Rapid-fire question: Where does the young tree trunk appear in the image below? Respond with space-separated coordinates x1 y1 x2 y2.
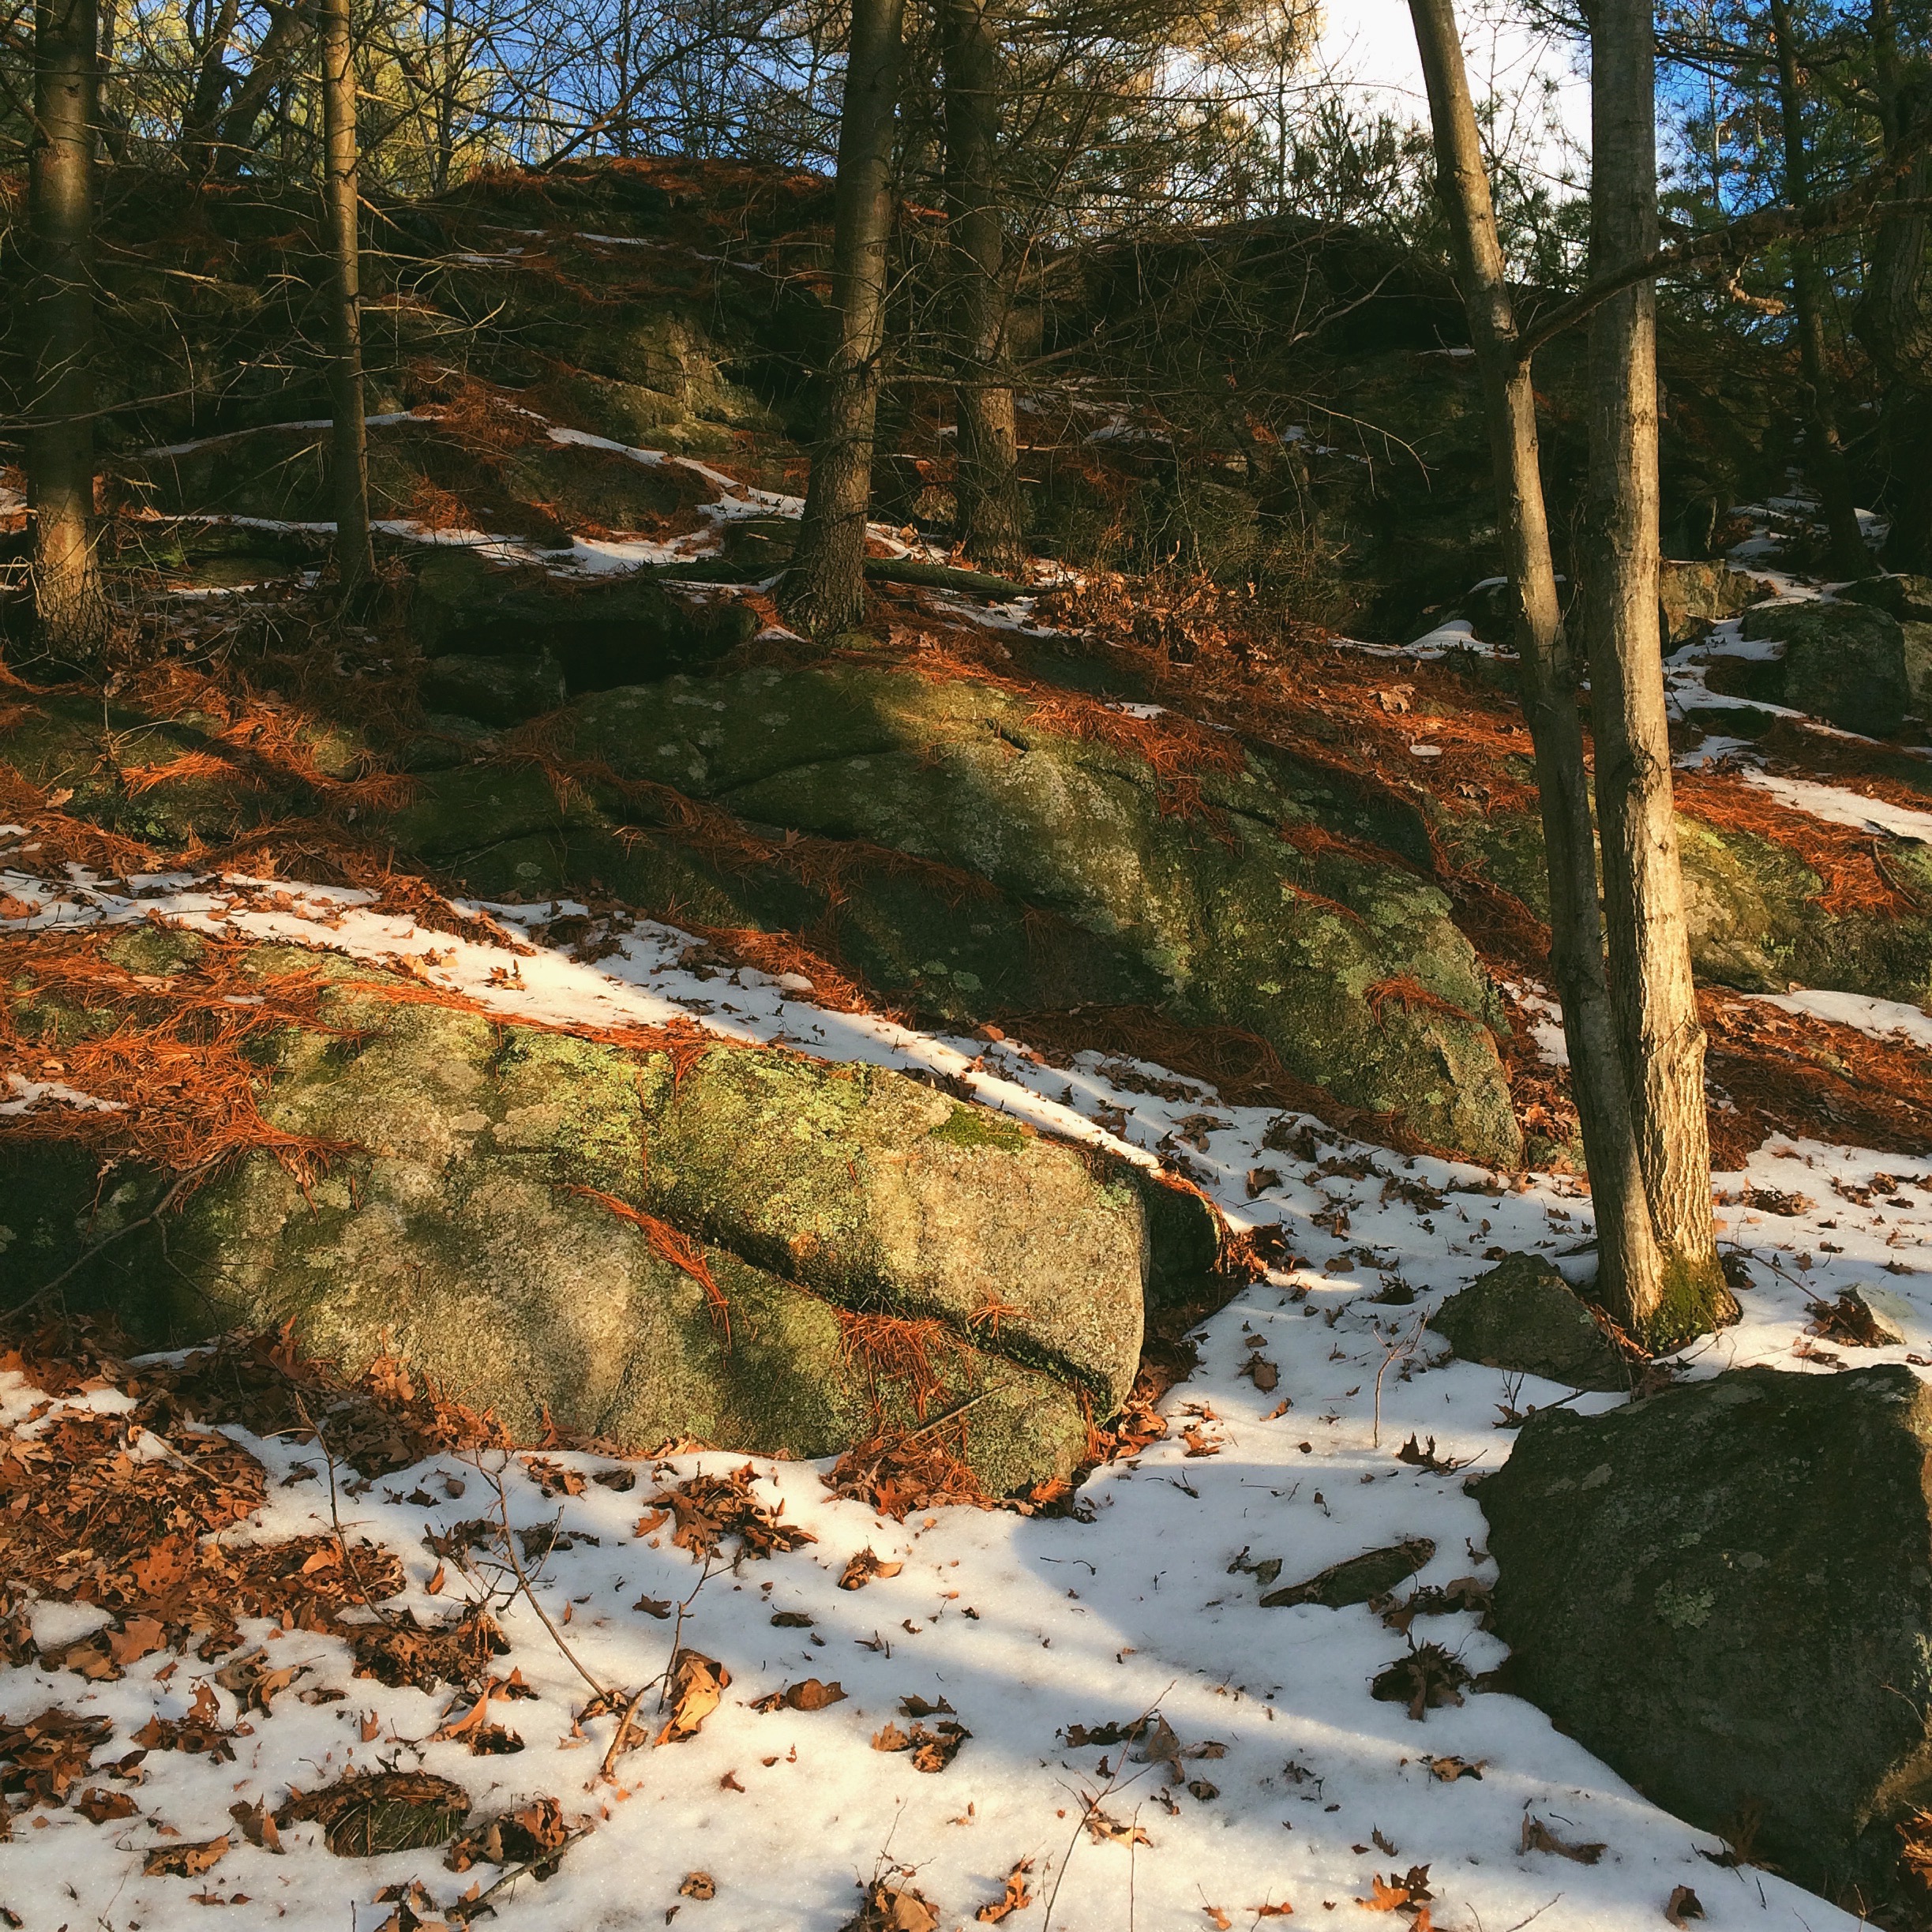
320 0 373 597
28 0 108 661
1768 0 1872 579
775 0 906 636
1407 0 1665 1327
940 0 1025 576
1585 0 1734 1347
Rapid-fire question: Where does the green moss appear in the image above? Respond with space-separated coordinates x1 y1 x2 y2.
929 1105 1028 1154
1636 1251 1740 1355
100 927 207 976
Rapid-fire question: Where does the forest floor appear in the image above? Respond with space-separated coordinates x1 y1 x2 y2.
4 452 1932 1930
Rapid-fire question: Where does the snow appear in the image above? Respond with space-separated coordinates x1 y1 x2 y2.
1755 987 1932 1052
1736 765 1932 843
5 851 1926 1930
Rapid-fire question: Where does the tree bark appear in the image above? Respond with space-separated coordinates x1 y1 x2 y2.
1585 0 1734 1347
940 0 1025 576
1768 0 1873 578
1407 0 1664 1328
775 0 906 637
320 0 373 597
1854 0 1932 570
27 0 108 661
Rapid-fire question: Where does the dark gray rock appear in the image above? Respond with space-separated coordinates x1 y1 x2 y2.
1841 575 1932 716
1259 1538 1435 1609
1479 1364 1932 1894
1431 1252 1630 1391
420 651 568 726
1740 598 1911 735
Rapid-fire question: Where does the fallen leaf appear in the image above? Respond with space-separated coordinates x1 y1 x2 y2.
77 1787 140 1825
974 1859 1034 1923
1521 1816 1606 1864
1666 1886 1705 1927
633 1595 673 1619
443 1795 568 1876
680 1872 716 1900
144 1835 230 1878
109 1616 169 1668
656 1652 730 1745
1084 1805 1152 1847
718 1769 745 1791
1203 1911 1232 1930
752 1678 846 1713
872 1724 910 1753
840 1549 904 1590
1250 1907 1294 1920
1423 1755 1484 1782
840 1880 940 1932
227 1799 282 1853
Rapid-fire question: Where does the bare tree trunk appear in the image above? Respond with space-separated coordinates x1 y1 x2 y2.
1769 0 1872 579
178 0 242 176
1408 0 1664 1328
1855 0 1932 569
1585 0 1734 1347
776 0 906 636
320 0 373 597
940 0 1025 576
28 0 108 662
211 0 316 178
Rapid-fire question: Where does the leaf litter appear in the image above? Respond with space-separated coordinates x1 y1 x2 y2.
4 792 1923 1929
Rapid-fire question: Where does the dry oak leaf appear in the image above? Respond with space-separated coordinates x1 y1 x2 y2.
1666 1887 1705 1928
444 1795 570 1877
1204 1911 1232 1930
974 1859 1034 1923
1084 1805 1152 1848
840 1549 904 1590
1250 1907 1294 1920
752 1678 847 1713
1521 1816 1605 1864
1358 1867 1432 1912
76 1786 140 1825
228 1799 283 1852
840 1880 940 1932
144 1834 230 1878
680 1872 717 1900
656 1651 731 1745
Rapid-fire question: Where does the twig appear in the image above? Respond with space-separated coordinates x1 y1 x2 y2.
477 1453 612 1701
1040 1683 1174 1932
293 1392 400 1629
599 1550 715 1779
1371 1312 1430 1450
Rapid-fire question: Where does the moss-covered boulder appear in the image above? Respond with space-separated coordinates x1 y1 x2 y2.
1740 599 1911 736
17 943 1150 1493
1842 572 1932 717
1657 559 1774 645
1480 1364 1932 1896
1431 1251 1630 1392
410 547 757 696
391 662 1522 1165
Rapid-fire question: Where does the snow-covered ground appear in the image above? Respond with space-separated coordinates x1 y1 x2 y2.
4 846 1926 1932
